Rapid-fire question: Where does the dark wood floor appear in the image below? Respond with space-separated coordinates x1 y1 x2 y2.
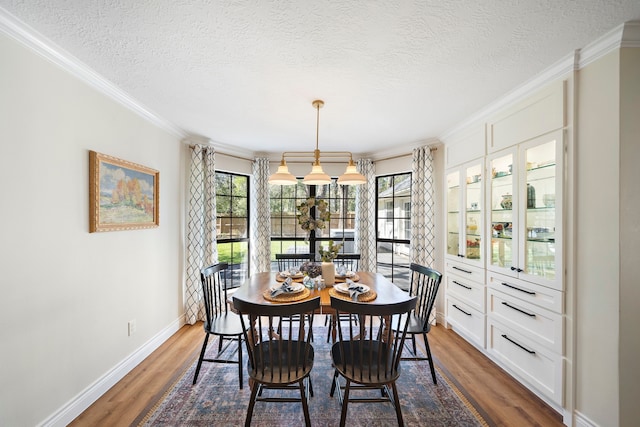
70 319 564 426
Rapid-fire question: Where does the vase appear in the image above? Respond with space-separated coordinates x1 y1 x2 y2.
321 261 335 286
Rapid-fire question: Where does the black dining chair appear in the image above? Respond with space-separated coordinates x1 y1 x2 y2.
193 262 247 388
276 253 314 272
391 262 443 384
325 253 361 342
233 297 320 427
329 295 417 427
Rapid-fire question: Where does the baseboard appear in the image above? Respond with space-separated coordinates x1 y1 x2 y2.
39 315 186 427
574 411 599 427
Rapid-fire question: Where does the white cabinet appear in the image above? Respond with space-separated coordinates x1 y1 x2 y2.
445 160 487 349
446 159 484 266
486 267 564 407
486 130 563 290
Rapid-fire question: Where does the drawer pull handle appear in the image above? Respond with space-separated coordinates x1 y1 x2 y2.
501 301 536 317
452 304 472 316
501 334 536 354
452 266 472 274
501 282 536 295
453 280 472 290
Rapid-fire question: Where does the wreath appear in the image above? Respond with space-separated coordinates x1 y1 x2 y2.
297 197 331 232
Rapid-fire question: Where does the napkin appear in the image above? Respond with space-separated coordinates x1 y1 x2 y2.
346 279 366 301
271 277 295 297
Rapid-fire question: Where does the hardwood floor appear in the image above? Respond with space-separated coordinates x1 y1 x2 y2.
70 320 564 426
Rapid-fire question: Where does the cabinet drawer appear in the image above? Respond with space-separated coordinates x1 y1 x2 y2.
488 289 563 353
445 260 485 284
488 272 562 314
446 274 485 313
446 296 485 349
487 319 562 405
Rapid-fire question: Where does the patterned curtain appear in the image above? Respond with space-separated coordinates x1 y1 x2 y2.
354 159 377 271
410 146 436 324
250 158 272 274
410 146 435 267
185 145 218 325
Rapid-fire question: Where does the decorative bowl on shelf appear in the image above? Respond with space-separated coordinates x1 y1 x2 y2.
543 194 555 207
500 194 512 209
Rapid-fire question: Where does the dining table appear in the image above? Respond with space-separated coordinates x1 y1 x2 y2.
231 271 413 343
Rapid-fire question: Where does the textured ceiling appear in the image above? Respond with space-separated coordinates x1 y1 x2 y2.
2 1 640 156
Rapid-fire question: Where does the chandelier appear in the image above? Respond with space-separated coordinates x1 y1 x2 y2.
268 100 367 186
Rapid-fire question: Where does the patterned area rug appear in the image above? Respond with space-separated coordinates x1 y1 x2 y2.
137 328 491 426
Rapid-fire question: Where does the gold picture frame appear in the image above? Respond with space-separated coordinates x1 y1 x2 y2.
89 151 159 232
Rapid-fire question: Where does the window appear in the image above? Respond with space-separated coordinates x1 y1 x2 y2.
270 179 356 269
216 172 249 288
376 173 411 290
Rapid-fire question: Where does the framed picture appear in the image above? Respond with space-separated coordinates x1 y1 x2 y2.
89 151 159 232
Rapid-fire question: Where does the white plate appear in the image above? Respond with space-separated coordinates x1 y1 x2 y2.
335 271 355 278
270 283 305 294
279 271 303 279
334 283 370 294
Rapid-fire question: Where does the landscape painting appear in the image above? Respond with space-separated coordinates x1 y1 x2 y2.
89 151 159 232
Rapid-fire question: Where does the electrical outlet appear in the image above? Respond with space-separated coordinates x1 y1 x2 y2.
128 319 136 336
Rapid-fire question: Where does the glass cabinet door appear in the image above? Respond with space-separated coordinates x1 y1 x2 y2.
465 164 482 261
522 140 557 281
489 152 515 271
446 171 460 257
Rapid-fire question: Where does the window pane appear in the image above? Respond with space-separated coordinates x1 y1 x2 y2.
217 195 231 215
216 173 231 196
232 175 248 196
232 196 247 216
231 218 247 238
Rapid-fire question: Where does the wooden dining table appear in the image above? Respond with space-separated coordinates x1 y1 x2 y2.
231 271 413 342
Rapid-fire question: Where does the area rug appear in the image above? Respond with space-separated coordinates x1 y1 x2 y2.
137 328 491 426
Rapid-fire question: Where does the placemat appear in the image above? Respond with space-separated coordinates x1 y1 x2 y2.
329 287 377 302
275 274 305 283
262 287 311 303
334 273 360 283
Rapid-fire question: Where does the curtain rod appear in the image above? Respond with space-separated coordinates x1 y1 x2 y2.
189 145 437 163
374 146 437 163
188 145 253 162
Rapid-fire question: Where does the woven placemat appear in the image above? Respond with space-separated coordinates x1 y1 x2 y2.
275 274 305 283
334 274 360 283
329 287 377 302
263 287 311 303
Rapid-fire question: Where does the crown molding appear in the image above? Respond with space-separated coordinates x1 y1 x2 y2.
0 6 187 139
578 23 626 68
621 20 640 48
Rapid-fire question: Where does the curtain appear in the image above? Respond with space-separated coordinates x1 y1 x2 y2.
250 157 272 274
410 146 436 267
185 145 218 325
410 146 437 324
355 159 377 271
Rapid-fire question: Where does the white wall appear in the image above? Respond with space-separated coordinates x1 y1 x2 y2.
0 34 185 426
575 50 620 426
618 46 640 427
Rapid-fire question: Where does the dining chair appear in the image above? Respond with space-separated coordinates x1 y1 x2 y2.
275 253 314 271
329 295 417 427
390 262 443 384
233 297 320 427
193 262 247 389
325 253 361 342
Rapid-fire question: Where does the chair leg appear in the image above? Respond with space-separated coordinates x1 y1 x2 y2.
245 381 259 427
299 379 311 427
339 379 351 427
424 333 437 384
411 334 417 355
390 381 404 427
218 335 224 352
237 336 243 389
326 316 333 343
330 369 339 396
193 333 210 384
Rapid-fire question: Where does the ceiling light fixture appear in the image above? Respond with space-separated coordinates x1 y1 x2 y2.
268 100 367 186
